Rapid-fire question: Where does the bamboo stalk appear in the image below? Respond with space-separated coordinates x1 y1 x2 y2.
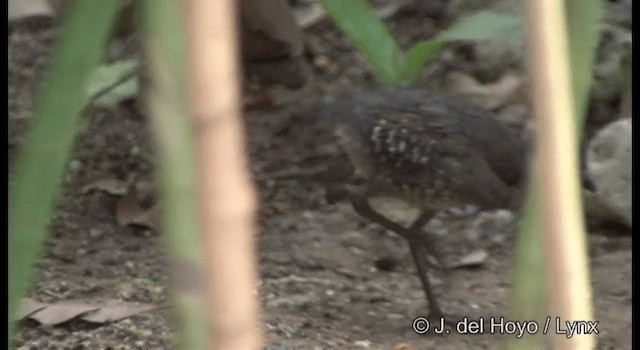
184 0 262 349
525 0 595 348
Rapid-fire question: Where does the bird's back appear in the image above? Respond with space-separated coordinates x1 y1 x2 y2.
320 88 527 211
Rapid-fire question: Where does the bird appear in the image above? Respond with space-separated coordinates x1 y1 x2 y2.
318 87 528 320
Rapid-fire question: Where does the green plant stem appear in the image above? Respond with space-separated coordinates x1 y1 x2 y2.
143 1 209 349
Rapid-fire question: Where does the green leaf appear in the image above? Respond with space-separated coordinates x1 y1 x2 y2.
565 0 604 136
437 10 523 42
9 2 121 347
506 175 546 350
399 40 444 84
320 0 402 85
399 10 522 84
87 59 140 107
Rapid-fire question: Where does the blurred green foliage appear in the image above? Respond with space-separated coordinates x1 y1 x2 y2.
8 2 121 348
320 0 522 85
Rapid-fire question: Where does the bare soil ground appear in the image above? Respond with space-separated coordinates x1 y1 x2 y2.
9 3 631 349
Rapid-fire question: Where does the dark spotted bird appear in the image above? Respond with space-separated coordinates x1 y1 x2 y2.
319 88 528 319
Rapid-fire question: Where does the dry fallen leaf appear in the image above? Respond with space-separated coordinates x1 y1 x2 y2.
293 0 414 29
115 185 158 229
81 178 129 196
81 299 160 323
29 301 98 325
9 0 54 21
18 298 47 319
450 249 489 269
353 339 371 348
393 342 415 350
22 298 160 325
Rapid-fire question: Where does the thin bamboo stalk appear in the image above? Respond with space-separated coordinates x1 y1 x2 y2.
184 0 262 349
525 0 595 348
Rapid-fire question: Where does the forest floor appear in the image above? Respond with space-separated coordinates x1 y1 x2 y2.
9 1 631 349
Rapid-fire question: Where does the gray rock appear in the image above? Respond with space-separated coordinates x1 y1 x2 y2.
586 118 632 227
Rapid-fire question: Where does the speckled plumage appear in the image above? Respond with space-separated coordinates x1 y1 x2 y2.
326 88 526 212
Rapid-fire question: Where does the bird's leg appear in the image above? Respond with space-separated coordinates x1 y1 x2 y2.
348 195 446 318
349 197 441 265
407 210 446 319
408 210 446 269
349 195 414 240
408 237 444 319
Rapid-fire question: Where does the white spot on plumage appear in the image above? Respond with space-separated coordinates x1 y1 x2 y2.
386 127 398 145
412 148 420 162
397 140 407 153
372 126 383 152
